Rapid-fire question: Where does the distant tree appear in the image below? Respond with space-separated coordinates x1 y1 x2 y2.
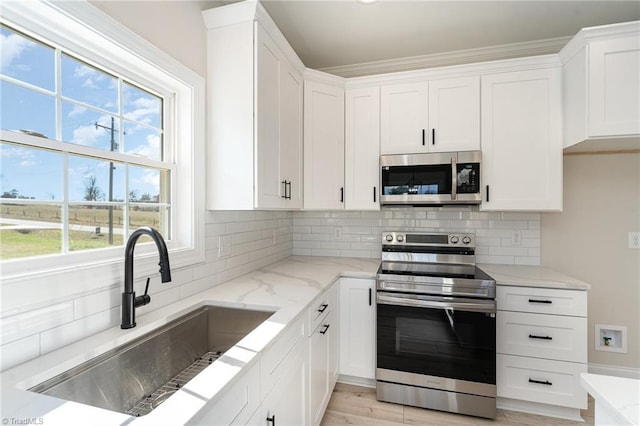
129 190 139 202
83 175 104 201
1 189 18 198
140 192 152 202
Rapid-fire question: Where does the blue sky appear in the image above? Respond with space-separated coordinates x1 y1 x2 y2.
0 25 164 202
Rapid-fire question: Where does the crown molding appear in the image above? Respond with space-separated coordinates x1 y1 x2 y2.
318 36 572 78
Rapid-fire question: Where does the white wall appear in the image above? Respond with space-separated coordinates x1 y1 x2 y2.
542 153 640 371
293 208 541 265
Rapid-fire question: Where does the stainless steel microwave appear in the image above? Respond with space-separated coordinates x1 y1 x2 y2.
380 151 481 206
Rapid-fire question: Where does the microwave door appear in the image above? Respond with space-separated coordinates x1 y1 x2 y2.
381 163 453 204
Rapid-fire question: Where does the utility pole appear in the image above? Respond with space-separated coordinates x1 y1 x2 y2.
94 117 118 245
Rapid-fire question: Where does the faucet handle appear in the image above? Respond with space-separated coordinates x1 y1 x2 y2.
143 277 150 297
134 278 151 308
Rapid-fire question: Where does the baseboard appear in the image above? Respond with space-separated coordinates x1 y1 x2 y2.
588 363 640 379
337 374 376 389
497 397 585 422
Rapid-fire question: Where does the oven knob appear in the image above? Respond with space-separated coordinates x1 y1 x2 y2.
385 234 394 242
450 235 459 244
462 236 472 245
396 234 404 242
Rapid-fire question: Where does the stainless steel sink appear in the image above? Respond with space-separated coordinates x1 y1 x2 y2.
29 305 274 417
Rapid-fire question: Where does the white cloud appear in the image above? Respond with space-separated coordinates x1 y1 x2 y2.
71 124 102 147
124 96 160 124
67 104 87 118
0 32 35 72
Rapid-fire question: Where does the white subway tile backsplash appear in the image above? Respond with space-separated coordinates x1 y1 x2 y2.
0 335 40 371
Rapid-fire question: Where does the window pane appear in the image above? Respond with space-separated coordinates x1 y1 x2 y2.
62 101 120 151
0 143 62 201
0 25 55 91
61 54 117 113
123 122 162 160
123 82 161 129
69 205 124 250
0 81 55 137
0 204 62 259
129 205 170 239
128 166 167 203
68 156 125 202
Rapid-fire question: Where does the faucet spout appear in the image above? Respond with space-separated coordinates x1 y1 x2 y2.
121 226 172 329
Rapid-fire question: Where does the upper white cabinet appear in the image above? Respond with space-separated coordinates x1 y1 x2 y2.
304 74 345 210
561 21 640 151
481 66 563 211
345 87 381 211
203 3 303 210
380 76 480 155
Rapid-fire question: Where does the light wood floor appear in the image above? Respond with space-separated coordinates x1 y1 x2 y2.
320 383 595 426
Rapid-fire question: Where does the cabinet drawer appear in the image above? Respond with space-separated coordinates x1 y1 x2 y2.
261 315 306 400
497 286 587 317
308 283 337 336
497 311 587 363
497 354 587 409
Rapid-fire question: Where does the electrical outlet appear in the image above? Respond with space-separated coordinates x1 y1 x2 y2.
629 232 640 249
511 230 522 246
218 235 232 258
334 227 343 240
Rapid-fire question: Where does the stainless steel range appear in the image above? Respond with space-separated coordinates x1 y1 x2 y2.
376 231 497 419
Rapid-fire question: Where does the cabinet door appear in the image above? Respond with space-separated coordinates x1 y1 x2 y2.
380 82 428 154
339 278 375 380
345 87 380 211
304 80 345 210
588 36 640 137
280 62 303 208
428 76 480 152
255 23 284 209
308 311 335 426
481 68 562 211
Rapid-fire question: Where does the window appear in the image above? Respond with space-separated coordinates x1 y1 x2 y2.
0 1 204 282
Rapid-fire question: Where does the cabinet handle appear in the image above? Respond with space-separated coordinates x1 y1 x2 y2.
281 181 287 199
320 324 330 335
318 303 328 313
373 186 376 203
286 181 292 200
528 378 552 386
340 187 344 203
422 129 425 146
528 299 552 304
529 334 553 340
432 128 435 145
369 288 372 306
266 414 276 425
486 185 490 202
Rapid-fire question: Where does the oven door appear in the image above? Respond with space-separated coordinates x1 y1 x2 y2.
376 292 496 392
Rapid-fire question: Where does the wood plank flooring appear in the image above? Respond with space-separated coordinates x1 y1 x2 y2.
321 383 595 426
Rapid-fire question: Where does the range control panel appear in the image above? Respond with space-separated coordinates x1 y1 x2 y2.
382 232 475 248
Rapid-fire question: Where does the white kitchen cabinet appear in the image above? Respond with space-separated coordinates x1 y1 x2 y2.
480 67 563 211
497 285 588 420
345 87 380 210
561 22 640 151
248 337 308 426
304 76 345 210
428 76 480 152
203 4 303 210
338 278 375 381
380 77 480 155
308 284 338 426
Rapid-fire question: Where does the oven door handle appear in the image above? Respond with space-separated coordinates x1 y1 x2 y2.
376 293 496 314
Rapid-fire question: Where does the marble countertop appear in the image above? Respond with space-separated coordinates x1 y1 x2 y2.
0 256 379 425
478 263 591 290
580 373 640 425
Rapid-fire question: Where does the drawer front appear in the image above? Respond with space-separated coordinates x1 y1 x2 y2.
261 314 306 399
497 312 587 363
497 354 587 409
497 286 587 317
308 283 338 336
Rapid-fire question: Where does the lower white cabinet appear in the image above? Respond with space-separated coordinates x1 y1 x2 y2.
339 278 376 380
496 285 588 418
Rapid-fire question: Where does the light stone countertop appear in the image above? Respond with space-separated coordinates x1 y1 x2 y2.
0 256 591 425
478 263 592 290
0 256 379 425
580 373 640 425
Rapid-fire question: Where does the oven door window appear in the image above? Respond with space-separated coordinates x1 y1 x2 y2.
381 164 452 196
377 303 495 384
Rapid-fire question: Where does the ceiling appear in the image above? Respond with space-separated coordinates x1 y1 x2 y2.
200 1 640 76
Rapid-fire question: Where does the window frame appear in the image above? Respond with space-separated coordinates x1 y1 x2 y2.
0 1 205 289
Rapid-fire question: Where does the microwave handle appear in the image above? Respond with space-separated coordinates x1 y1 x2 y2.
451 157 457 201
